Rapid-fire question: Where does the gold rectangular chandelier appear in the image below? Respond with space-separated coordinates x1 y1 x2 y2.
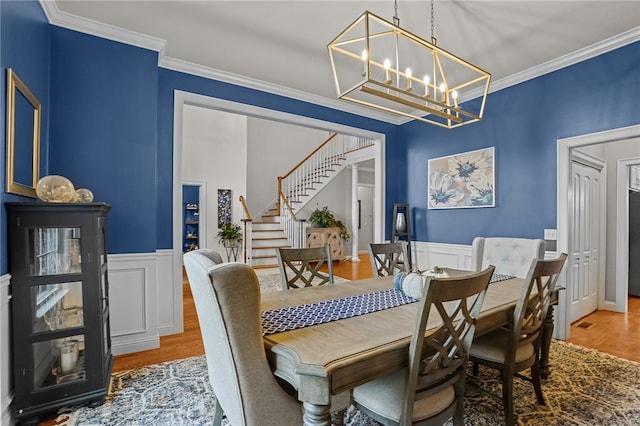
328 10 491 129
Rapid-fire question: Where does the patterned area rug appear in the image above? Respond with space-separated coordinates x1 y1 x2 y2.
58 340 640 425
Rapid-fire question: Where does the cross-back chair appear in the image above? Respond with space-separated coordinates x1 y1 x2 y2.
351 266 495 426
469 253 568 426
276 245 334 290
368 241 410 277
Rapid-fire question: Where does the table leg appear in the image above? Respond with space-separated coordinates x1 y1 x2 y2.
540 303 555 379
302 402 332 426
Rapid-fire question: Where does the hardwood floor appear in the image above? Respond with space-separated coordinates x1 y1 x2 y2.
567 295 640 362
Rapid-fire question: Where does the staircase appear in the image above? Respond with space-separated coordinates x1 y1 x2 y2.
242 134 376 267
247 207 290 268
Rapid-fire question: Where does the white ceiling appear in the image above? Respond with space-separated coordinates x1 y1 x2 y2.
48 1 640 123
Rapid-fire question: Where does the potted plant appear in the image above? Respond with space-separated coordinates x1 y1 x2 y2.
308 206 350 241
217 222 243 247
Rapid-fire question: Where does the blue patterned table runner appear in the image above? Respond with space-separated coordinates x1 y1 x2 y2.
262 288 416 336
261 273 516 336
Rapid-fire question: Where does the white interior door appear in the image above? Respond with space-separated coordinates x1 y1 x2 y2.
569 159 603 322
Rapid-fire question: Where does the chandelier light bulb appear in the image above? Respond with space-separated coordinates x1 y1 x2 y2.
423 75 430 97
361 49 368 77
405 67 412 91
452 90 458 99
384 59 392 83
439 82 446 92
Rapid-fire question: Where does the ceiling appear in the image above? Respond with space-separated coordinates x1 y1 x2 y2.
48 1 640 123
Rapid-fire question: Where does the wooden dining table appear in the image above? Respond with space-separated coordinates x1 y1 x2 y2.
261 270 559 426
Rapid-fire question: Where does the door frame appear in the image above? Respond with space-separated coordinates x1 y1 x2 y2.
616 157 640 312
172 90 387 332
557 124 640 340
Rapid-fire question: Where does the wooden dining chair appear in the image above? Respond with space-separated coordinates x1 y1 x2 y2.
468 253 568 426
183 249 304 426
276 246 334 290
351 266 495 426
368 241 410 277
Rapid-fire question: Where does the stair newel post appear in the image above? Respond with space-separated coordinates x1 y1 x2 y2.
277 177 283 216
241 218 252 265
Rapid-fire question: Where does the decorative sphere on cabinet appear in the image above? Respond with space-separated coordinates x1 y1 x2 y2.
75 188 94 203
36 175 76 203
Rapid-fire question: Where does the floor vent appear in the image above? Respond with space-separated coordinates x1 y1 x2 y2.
577 321 595 329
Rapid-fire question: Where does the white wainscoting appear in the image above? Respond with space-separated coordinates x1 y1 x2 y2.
156 249 181 336
108 253 160 355
411 241 473 272
1 274 13 426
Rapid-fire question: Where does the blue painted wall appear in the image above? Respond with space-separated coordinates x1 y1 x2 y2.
0 0 51 274
392 41 640 245
48 27 159 254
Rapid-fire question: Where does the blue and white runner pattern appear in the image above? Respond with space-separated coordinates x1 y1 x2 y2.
261 273 516 336
261 288 416 336
490 273 515 283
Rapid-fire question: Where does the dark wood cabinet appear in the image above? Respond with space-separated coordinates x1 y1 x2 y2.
6 202 112 423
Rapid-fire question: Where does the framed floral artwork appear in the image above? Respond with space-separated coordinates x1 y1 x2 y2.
428 147 495 209
217 189 232 227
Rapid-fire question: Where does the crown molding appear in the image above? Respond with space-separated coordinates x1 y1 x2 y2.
159 56 403 125
39 1 639 126
39 0 166 53
486 26 640 96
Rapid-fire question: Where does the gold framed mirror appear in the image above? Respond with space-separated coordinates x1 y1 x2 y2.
6 68 41 197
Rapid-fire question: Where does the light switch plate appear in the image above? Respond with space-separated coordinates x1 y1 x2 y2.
544 229 557 240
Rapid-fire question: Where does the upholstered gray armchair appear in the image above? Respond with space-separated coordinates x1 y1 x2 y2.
471 237 545 278
183 250 303 426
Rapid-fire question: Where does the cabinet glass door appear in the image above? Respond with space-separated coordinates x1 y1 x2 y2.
27 227 87 389
28 227 82 276
30 281 86 389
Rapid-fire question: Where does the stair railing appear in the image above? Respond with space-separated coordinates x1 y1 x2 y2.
239 195 252 264
278 190 307 249
277 134 375 216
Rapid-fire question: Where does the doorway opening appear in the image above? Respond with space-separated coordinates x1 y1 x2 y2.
557 124 640 340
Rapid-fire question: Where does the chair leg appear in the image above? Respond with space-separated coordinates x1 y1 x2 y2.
502 371 515 426
213 400 225 426
531 362 546 405
472 362 479 376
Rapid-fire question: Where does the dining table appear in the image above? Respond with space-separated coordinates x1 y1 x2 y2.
261 269 559 426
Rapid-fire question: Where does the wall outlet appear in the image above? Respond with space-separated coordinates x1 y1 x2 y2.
544 229 557 240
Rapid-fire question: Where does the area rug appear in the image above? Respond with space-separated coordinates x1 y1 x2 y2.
57 340 640 425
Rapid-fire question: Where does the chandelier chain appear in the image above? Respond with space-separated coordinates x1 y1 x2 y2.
393 0 400 26
430 0 435 41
